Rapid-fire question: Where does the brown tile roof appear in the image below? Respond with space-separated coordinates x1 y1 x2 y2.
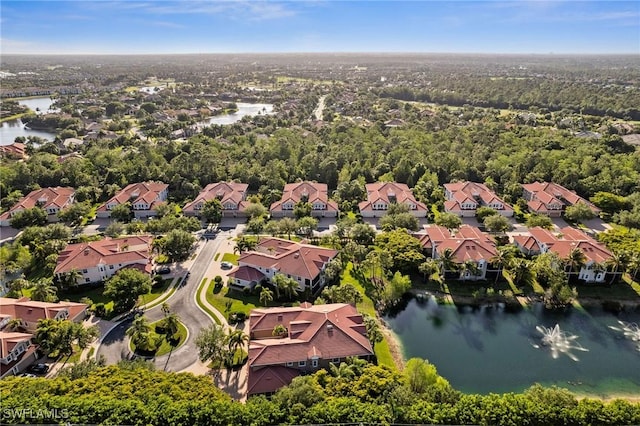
97 182 167 212
248 303 373 368
0 186 75 221
270 182 338 213
358 182 427 213
228 265 265 282
238 238 338 281
0 297 88 326
55 236 152 274
247 365 300 395
182 182 249 213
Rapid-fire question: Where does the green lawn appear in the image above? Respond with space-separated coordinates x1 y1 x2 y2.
205 283 260 319
138 277 174 306
196 278 221 325
129 320 187 357
576 277 640 301
221 253 240 264
340 263 396 370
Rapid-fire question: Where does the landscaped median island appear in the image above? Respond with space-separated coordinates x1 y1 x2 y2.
127 316 187 357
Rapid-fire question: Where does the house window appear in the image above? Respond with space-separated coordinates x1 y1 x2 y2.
286 361 294 367
85 278 90 283
109 265 114 269
332 358 340 363
82 269 88 273
312 359 318 368
298 361 306 367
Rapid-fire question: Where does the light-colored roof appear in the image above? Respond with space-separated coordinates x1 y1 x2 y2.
0 187 74 221
0 331 32 358
270 182 339 213
238 238 338 281
55 236 152 274
358 182 427 213
182 182 249 213
248 303 373 368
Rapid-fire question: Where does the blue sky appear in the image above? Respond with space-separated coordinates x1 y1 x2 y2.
1 1 639 54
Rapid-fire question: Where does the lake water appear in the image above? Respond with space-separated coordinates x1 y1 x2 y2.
384 296 640 398
0 97 56 145
201 102 273 126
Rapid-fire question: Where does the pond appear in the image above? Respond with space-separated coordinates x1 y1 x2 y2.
0 97 56 144
200 102 273 126
384 296 640 398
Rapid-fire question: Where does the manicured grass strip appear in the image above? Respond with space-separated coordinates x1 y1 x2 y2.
623 274 640 297
221 253 239 264
340 263 396 370
502 270 524 295
214 253 220 261
196 278 221 325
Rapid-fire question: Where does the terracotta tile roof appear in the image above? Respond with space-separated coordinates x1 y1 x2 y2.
0 332 32 358
0 142 26 158
237 238 338 281
413 225 451 250
526 226 612 263
248 303 373 368
444 181 513 212
0 186 75 221
358 182 427 213
0 297 88 326
247 366 300 395
270 182 338 213
0 341 36 377
513 235 541 253
425 225 497 262
522 182 599 214
55 236 152 274
228 265 265 282
183 182 249 213
97 182 167 212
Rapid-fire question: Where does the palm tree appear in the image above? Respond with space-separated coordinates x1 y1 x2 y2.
461 260 480 280
59 269 83 290
9 277 29 296
162 313 181 338
419 258 439 283
437 248 457 280
6 318 25 332
279 217 298 240
34 318 60 356
272 324 287 337
628 251 640 282
280 277 299 301
226 329 249 357
31 278 58 302
607 251 629 285
259 286 274 306
126 316 153 352
564 247 586 277
490 247 513 284
511 258 535 289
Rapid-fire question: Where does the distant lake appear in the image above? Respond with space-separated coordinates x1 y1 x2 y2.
0 97 56 145
201 102 273 126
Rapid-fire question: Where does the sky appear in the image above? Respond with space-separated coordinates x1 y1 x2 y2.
1 1 639 55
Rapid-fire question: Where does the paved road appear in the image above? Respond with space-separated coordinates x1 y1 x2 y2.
97 233 228 371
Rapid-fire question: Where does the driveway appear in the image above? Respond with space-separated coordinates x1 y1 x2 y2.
96 232 232 371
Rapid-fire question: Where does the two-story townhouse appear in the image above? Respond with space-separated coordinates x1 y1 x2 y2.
444 182 513 217
270 182 339 218
96 182 168 219
358 182 428 218
0 187 75 227
247 303 374 396
54 236 153 285
421 225 498 280
518 227 615 283
521 182 600 218
0 332 36 378
183 182 249 218
228 238 338 295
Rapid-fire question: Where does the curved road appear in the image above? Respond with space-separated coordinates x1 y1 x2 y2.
97 234 226 371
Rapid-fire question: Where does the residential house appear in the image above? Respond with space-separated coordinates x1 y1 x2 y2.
228 238 338 295
183 182 249 218
444 182 514 217
359 182 428 218
516 227 615 283
270 182 339 218
521 182 599 218
247 303 374 395
0 142 27 160
0 187 75 227
54 236 153 285
0 297 88 378
96 182 168 219
418 225 498 280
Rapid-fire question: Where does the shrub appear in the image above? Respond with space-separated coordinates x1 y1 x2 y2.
94 303 106 317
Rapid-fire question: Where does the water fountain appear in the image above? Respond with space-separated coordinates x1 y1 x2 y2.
608 321 640 352
533 324 589 361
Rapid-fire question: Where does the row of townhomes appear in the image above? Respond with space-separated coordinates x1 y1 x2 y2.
0 297 88 378
0 180 599 226
247 302 374 396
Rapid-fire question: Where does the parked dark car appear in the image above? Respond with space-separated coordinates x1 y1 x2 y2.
27 363 49 374
156 265 171 274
